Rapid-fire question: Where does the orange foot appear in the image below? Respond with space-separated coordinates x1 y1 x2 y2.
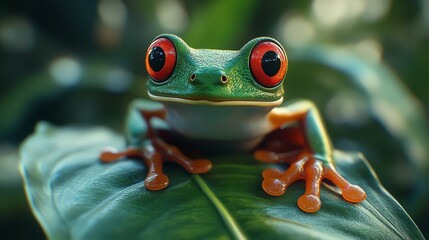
100 138 212 190
254 150 366 213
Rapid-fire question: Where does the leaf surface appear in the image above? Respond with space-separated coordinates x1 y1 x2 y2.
20 123 423 239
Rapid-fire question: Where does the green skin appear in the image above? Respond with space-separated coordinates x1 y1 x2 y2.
147 35 283 102
135 34 332 164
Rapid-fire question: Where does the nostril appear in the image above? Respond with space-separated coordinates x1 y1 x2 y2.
221 75 228 84
190 73 196 81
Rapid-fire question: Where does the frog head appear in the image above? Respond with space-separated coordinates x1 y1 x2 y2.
145 34 287 107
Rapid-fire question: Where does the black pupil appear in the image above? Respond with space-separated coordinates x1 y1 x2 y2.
261 51 280 77
149 47 165 72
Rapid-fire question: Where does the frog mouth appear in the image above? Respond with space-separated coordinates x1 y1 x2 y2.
147 92 283 107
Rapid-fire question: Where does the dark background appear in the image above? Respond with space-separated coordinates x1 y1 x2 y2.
1 0 428 239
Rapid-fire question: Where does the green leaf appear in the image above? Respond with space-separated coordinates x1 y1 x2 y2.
20 122 423 239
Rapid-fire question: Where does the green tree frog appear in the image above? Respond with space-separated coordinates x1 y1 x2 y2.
100 34 366 213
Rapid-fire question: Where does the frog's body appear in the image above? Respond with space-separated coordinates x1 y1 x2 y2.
100 34 366 213
161 101 275 143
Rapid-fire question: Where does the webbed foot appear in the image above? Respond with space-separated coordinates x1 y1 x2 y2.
255 150 366 213
100 139 212 190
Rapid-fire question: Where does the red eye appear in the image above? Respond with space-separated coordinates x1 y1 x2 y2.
145 37 177 82
249 41 287 88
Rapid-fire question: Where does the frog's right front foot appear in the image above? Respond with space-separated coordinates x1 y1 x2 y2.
99 139 212 190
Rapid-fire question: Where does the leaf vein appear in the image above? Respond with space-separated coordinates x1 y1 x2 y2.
193 175 247 240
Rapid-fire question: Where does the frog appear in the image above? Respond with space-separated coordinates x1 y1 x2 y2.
99 34 366 213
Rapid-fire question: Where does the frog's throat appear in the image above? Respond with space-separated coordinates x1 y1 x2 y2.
147 92 283 107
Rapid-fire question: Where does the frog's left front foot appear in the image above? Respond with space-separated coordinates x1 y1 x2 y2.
255 151 366 212
100 138 212 191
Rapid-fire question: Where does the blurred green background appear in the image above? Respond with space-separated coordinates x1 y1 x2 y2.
1 0 428 239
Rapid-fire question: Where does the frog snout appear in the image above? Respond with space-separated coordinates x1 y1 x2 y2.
189 71 229 85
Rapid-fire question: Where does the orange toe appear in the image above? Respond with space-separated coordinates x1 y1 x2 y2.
342 185 366 203
100 150 119 162
262 178 286 196
298 194 321 213
188 159 213 174
262 168 283 179
254 150 278 163
145 173 169 191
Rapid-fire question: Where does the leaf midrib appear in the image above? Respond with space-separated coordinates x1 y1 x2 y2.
192 174 247 240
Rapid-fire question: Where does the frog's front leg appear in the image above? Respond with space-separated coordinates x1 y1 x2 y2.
254 100 366 212
99 100 212 190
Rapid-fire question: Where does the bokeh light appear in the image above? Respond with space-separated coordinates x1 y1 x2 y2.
49 57 82 87
156 0 189 33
